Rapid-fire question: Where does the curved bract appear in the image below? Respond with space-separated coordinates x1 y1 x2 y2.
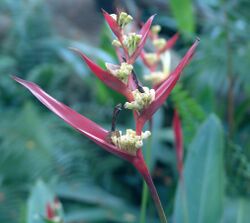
139 39 199 124
128 15 155 64
12 76 135 162
70 48 133 101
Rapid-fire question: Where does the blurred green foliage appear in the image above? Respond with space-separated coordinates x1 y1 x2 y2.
169 0 195 34
0 0 249 223
174 115 225 223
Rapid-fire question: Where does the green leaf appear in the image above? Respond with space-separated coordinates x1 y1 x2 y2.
27 180 64 223
169 0 195 34
56 183 126 209
65 208 139 223
173 114 225 223
222 198 250 223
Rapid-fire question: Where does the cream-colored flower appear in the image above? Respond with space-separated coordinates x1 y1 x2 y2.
123 33 142 55
106 62 133 84
144 71 166 85
151 25 161 35
110 12 133 28
124 87 155 110
112 39 122 47
110 14 117 21
144 51 171 85
118 12 133 28
153 38 166 51
161 51 171 75
111 129 151 155
143 53 159 66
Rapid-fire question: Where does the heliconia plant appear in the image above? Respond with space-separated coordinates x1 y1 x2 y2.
13 10 199 223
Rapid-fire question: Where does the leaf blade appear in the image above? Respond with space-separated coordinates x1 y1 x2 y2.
173 114 225 223
169 0 196 34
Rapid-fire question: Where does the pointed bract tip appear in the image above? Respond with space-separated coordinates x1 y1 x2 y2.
147 14 156 23
68 47 82 55
101 8 113 19
68 46 78 51
11 76 34 87
192 37 200 50
68 47 89 61
11 75 22 83
196 36 201 42
101 8 107 14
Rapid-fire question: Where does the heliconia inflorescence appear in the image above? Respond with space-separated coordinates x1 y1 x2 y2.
13 9 199 223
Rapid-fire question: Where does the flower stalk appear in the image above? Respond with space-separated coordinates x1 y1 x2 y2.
133 154 168 223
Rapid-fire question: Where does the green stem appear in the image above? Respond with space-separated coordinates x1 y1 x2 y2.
139 133 152 223
140 181 149 223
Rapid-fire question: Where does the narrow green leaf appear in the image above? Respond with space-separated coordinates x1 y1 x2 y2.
169 0 195 34
27 180 64 223
65 208 139 223
174 114 225 223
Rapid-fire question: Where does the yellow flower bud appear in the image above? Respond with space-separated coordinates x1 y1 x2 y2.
153 38 166 50
151 25 161 34
123 33 142 55
144 53 159 66
118 12 133 28
112 39 122 47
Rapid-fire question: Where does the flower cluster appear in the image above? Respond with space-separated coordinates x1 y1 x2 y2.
141 25 179 86
105 62 133 84
124 87 155 111
110 12 142 55
13 9 199 223
111 129 151 155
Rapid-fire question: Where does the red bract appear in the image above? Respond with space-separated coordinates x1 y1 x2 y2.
101 9 130 60
69 48 133 101
173 109 183 177
128 15 155 64
138 39 199 126
102 9 122 39
12 76 134 162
